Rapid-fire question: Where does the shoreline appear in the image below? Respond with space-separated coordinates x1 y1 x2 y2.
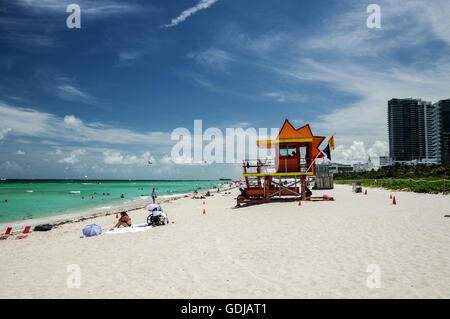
0 193 189 230
1 183 236 230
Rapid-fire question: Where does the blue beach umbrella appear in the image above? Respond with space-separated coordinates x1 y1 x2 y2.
82 224 102 237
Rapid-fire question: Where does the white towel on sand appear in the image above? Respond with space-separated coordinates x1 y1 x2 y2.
103 223 152 235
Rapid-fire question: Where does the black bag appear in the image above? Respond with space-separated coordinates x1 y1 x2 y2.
34 224 53 231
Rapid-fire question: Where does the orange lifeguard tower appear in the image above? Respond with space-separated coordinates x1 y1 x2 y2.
238 119 332 205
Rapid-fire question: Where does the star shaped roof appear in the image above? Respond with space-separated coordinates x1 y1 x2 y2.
257 119 325 159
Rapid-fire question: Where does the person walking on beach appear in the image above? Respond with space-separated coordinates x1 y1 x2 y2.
152 188 157 203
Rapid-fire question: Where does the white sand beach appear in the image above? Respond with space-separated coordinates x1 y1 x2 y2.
0 185 449 299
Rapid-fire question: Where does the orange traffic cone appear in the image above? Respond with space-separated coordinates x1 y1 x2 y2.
203 208 206 215
393 196 397 205
364 189 367 195
298 199 302 206
115 213 118 219
390 194 392 199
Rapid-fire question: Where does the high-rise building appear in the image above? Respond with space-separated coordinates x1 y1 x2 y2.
388 98 436 163
432 99 450 164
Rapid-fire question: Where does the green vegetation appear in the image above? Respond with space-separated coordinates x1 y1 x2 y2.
334 164 449 194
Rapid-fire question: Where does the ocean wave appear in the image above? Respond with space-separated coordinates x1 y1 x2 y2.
26 190 34 193
70 191 81 194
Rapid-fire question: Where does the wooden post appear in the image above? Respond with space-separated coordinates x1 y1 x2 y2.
301 176 306 200
295 176 298 199
243 161 249 187
265 176 270 200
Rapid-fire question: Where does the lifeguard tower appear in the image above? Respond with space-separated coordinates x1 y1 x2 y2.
238 119 333 205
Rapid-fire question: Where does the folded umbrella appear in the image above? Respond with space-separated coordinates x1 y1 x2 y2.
82 224 102 237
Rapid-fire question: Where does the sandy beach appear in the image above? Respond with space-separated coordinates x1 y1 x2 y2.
0 184 449 299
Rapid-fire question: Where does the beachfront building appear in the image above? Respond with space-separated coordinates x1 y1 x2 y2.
432 99 450 165
328 163 353 174
388 98 450 165
353 156 374 172
379 156 392 167
388 98 436 164
317 162 358 173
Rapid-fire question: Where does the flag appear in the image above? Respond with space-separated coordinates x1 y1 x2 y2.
322 144 331 160
328 136 335 150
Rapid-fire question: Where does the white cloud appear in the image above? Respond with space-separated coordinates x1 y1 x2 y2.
162 0 220 28
222 28 285 55
63 115 83 126
119 51 142 62
103 151 126 165
368 141 389 159
2 1 153 49
0 161 23 173
333 140 388 165
118 51 145 66
16 0 147 17
263 92 286 103
58 149 86 164
58 85 91 103
103 151 155 166
0 127 12 140
16 150 25 155
0 102 171 146
187 48 234 71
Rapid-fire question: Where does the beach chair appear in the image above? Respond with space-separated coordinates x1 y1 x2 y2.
0 227 13 240
15 226 31 240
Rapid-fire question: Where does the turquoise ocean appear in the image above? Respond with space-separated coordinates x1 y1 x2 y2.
0 180 226 224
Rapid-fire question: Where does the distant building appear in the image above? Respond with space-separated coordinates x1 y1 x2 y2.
353 156 374 172
432 99 450 165
317 159 374 174
379 156 392 167
316 163 330 173
328 163 353 174
388 98 436 163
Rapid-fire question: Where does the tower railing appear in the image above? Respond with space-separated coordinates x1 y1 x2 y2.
242 158 314 175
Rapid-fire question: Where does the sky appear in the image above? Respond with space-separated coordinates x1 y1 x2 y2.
1 0 450 179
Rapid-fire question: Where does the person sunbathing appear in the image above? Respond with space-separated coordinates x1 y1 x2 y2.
112 212 131 229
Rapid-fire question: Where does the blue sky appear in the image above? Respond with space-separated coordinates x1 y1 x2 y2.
1 0 450 179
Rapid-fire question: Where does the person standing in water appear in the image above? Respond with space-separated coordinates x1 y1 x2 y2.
152 188 157 203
